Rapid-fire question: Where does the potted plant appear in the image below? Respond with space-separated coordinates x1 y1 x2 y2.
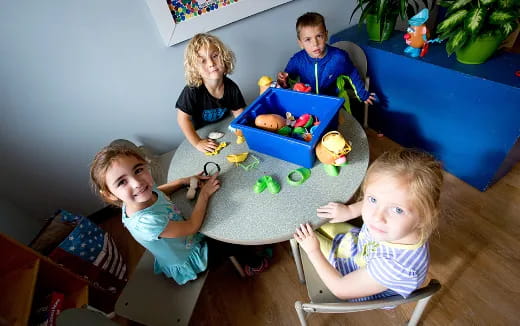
436 0 520 64
350 0 430 41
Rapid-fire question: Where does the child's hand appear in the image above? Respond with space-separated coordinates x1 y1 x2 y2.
277 71 289 88
198 174 220 198
294 223 320 254
364 93 377 105
317 202 352 223
196 138 218 153
180 172 210 187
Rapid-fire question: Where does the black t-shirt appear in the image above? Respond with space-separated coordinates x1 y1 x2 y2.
175 76 246 130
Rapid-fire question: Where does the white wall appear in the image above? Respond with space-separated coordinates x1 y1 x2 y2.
0 0 354 228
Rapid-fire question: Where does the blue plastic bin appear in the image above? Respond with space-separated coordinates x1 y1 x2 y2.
230 88 344 168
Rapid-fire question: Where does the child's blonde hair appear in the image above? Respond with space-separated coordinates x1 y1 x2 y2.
361 148 443 241
296 12 327 40
90 145 149 207
184 33 236 87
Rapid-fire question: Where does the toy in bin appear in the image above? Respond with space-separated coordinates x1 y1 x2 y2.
315 131 352 176
255 112 318 142
230 88 344 168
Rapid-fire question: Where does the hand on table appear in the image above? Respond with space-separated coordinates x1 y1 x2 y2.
195 138 218 153
199 174 220 198
317 202 352 223
294 223 320 255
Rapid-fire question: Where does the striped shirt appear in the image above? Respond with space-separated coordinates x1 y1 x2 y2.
329 224 429 302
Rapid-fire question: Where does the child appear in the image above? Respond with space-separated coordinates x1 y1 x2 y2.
90 145 267 284
294 148 443 301
176 33 246 153
278 12 376 104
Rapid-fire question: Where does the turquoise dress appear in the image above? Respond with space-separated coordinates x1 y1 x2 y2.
122 187 208 285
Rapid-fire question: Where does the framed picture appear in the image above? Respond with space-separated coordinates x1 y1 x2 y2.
145 0 295 46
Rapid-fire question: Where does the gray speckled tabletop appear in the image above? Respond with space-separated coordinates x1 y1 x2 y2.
167 114 369 245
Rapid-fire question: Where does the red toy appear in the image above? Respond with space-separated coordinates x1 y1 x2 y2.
293 82 311 93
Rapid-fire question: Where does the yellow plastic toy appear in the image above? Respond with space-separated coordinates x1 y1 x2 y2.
226 152 249 166
205 142 228 156
235 129 245 144
258 75 273 95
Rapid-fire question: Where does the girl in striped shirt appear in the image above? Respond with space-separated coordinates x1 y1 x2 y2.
294 149 443 301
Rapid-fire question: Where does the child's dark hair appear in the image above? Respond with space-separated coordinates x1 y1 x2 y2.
296 12 327 40
361 148 443 240
90 145 148 207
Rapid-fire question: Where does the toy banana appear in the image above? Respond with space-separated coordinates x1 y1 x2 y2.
205 142 227 156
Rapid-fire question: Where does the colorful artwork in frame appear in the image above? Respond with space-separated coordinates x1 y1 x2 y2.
145 0 295 46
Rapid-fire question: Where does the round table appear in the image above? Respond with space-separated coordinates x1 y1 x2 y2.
167 114 369 245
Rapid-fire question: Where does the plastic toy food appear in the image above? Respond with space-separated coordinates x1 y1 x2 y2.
403 9 440 58
204 142 227 156
315 131 352 166
258 76 273 95
293 82 311 93
255 114 286 132
294 113 314 128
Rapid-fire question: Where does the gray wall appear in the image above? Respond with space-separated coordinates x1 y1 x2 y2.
0 0 354 240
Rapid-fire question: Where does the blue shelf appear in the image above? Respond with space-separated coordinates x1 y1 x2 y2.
331 26 520 191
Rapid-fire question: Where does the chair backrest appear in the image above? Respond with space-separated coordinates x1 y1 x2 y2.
293 241 441 325
331 41 368 80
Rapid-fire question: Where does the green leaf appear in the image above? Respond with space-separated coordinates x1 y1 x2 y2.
499 21 518 35
480 0 497 6
446 29 469 55
465 8 486 36
447 0 473 13
349 4 361 23
438 0 456 8
489 10 518 24
497 0 520 10
437 9 468 35
399 0 407 19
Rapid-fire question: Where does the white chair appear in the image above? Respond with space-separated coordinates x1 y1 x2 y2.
290 238 441 326
332 41 371 128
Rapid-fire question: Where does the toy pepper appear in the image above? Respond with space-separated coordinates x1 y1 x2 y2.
403 9 441 58
293 82 311 93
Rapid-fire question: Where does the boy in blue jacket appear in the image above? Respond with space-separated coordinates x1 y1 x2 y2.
278 12 376 104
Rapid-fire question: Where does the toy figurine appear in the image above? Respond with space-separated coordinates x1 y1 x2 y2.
315 131 352 176
403 8 441 58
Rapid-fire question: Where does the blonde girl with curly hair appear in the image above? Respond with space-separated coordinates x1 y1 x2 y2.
176 33 245 153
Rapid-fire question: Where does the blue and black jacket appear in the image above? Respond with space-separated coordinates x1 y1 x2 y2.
284 45 369 101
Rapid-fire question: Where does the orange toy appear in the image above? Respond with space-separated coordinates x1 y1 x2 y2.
254 114 286 132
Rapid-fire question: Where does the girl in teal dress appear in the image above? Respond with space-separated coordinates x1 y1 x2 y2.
90 144 220 285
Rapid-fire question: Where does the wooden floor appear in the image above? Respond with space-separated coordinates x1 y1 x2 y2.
110 129 520 326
